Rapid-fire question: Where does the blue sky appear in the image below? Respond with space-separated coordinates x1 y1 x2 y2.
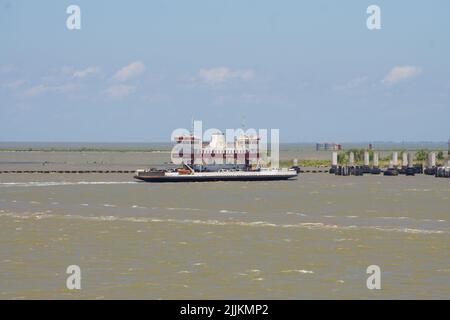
1 0 449 142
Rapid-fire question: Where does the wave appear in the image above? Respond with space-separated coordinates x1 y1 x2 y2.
286 212 307 217
131 205 147 209
280 269 314 274
165 207 201 212
0 211 446 235
219 209 248 214
376 216 446 223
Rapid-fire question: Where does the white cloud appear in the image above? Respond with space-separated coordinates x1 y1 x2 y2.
22 85 49 97
113 61 145 82
382 66 422 85
72 66 100 79
333 76 368 91
2 79 25 90
198 67 254 85
22 83 77 97
104 84 136 99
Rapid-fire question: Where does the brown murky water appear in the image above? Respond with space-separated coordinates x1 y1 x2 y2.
0 149 449 299
1 170 449 299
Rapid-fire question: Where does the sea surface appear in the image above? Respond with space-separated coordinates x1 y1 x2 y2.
1 166 449 299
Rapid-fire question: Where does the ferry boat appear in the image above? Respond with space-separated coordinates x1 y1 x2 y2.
134 129 297 182
134 166 297 182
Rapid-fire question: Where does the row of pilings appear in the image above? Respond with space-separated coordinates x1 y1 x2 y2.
330 164 449 178
330 166 381 176
330 150 449 178
435 166 450 177
0 170 134 174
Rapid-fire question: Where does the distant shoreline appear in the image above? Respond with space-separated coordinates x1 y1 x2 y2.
0 148 172 153
0 141 447 157
0 147 447 153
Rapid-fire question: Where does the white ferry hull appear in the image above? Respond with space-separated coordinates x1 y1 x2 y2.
134 170 297 182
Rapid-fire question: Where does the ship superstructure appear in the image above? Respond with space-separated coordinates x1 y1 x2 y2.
173 132 262 172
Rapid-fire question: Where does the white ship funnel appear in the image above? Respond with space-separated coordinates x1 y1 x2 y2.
209 133 226 150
